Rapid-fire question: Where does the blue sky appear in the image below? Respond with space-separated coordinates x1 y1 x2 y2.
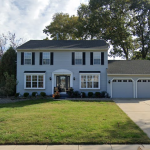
0 0 89 41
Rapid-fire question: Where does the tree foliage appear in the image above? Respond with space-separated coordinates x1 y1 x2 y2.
0 72 17 97
43 13 81 40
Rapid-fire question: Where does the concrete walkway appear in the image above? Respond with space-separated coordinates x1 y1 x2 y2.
0 145 150 150
114 99 150 138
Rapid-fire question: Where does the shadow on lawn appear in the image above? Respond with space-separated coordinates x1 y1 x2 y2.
0 99 56 108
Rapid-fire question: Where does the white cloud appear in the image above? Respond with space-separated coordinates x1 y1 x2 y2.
0 0 89 41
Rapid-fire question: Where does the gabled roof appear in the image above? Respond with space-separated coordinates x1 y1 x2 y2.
17 40 108 50
108 60 150 74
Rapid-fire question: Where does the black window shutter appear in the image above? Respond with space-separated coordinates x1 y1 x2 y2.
72 52 75 65
90 52 93 65
51 52 53 65
83 52 85 65
101 52 104 65
21 52 24 65
32 52 35 65
40 52 42 65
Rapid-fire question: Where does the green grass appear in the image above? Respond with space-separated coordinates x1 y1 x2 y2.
0 99 149 144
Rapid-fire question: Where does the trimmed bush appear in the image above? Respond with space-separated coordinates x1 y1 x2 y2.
88 92 93 98
23 92 29 97
95 92 101 98
73 91 80 98
40 92 46 97
15 93 19 97
32 92 37 97
101 91 107 98
81 92 86 98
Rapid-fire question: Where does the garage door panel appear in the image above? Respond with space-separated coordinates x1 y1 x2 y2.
137 80 150 98
112 80 133 98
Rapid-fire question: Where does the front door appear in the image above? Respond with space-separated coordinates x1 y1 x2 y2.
56 76 70 93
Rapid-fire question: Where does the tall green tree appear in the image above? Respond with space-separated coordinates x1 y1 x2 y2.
0 47 17 79
43 13 81 40
130 0 150 59
88 0 135 59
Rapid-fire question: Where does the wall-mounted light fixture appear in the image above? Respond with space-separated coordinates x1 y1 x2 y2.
49 77 52 80
73 77 75 80
108 80 110 84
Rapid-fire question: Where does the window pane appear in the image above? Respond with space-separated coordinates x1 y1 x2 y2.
26 82 31 88
81 82 86 88
43 52 50 64
25 59 31 64
81 76 86 82
87 75 92 82
93 82 98 88
87 82 92 88
38 75 43 81
93 75 99 82
94 52 101 64
24 53 32 65
38 82 43 88
75 52 82 65
32 82 37 88
32 75 37 81
26 75 31 81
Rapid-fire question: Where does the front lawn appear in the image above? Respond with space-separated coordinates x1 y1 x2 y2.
0 99 149 144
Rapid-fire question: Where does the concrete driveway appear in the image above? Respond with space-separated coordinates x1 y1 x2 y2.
114 99 150 138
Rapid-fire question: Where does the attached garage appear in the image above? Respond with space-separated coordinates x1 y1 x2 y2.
137 79 150 98
112 79 134 98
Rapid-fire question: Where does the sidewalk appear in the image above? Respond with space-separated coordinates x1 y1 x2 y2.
0 145 150 150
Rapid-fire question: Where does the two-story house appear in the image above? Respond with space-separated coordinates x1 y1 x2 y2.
17 40 150 99
17 40 108 96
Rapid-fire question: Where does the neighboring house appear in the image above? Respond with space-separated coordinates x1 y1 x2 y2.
16 40 150 99
17 40 108 96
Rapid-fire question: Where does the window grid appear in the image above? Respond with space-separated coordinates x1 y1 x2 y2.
81 74 99 89
75 52 82 65
43 52 50 65
25 75 44 89
93 52 101 65
24 52 32 65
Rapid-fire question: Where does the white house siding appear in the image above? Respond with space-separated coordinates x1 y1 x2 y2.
107 75 150 98
17 50 108 96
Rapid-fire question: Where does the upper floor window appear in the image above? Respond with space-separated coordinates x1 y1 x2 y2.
40 52 53 65
75 52 82 65
43 52 50 65
21 52 35 65
93 52 101 65
24 52 32 65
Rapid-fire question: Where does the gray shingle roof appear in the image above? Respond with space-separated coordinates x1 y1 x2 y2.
108 60 150 74
17 40 108 50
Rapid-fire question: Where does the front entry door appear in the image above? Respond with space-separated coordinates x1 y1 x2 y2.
56 76 70 92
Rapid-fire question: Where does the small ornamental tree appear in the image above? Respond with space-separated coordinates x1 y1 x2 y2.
0 72 18 97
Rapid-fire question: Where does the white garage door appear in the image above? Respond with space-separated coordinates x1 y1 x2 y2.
112 79 134 98
137 79 150 98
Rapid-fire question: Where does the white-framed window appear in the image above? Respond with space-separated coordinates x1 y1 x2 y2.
43 52 50 65
80 73 100 89
24 52 32 65
24 73 45 89
75 52 82 65
93 52 101 65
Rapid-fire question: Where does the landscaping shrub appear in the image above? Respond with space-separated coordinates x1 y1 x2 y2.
67 87 74 97
32 92 37 97
101 91 107 98
95 92 101 98
73 91 80 98
15 93 19 97
23 92 29 97
40 92 46 97
81 92 86 98
88 92 93 98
